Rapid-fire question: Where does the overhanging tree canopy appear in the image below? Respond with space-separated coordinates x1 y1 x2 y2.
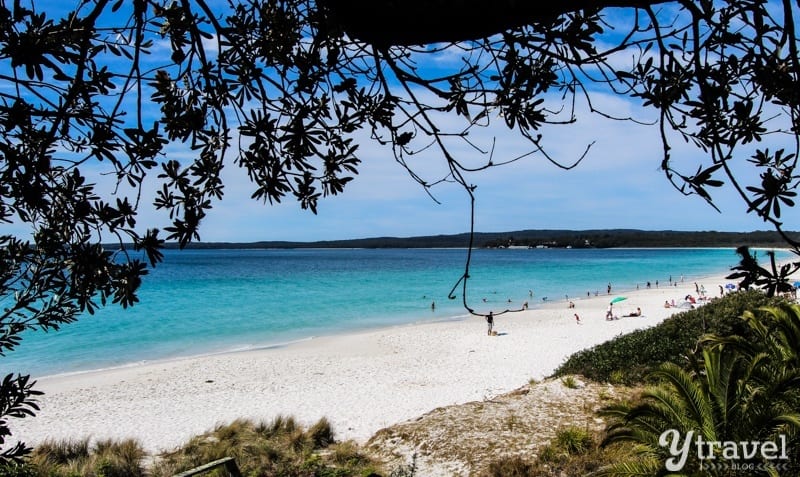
320 0 674 45
1 0 799 459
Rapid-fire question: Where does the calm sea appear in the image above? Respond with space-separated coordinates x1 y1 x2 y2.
1 247 783 377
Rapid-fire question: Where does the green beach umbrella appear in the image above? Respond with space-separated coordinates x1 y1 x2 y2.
610 296 627 304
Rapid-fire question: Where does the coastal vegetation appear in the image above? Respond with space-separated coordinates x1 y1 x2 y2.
2 416 382 477
595 303 800 475
166 229 797 250
149 416 380 477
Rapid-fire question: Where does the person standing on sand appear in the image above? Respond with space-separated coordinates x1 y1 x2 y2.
486 311 494 336
574 313 580 324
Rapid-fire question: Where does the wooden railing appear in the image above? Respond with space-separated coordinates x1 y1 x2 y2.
172 457 242 477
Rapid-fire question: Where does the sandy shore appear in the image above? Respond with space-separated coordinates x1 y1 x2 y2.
13 274 730 454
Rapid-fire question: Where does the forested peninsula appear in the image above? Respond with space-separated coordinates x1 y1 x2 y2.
172 229 797 250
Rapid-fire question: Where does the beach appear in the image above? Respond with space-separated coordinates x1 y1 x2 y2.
13 273 729 454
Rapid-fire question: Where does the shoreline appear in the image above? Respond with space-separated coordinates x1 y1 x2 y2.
8 246 768 378
31 276 710 382
11 270 738 455
32 263 737 381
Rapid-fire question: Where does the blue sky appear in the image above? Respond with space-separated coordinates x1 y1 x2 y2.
152 82 794 242
179 5 800 242
165 90 797 243
10 2 800 244
85 84 797 244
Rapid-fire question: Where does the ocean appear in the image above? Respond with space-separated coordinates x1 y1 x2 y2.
1 247 783 377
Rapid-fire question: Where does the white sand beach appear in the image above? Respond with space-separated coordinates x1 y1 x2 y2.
13 274 732 454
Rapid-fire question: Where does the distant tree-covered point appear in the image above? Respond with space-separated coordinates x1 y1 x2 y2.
478 229 798 249
167 229 798 250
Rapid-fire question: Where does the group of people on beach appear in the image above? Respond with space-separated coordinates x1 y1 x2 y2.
481 275 703 333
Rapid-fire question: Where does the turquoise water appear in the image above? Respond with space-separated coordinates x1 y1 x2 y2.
1 247 782 377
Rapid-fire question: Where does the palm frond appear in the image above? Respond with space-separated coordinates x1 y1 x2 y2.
650 363 716 440
770 413 800 437
590 457 663 477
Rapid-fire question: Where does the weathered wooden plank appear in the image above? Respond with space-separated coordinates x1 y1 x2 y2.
172 457 242 477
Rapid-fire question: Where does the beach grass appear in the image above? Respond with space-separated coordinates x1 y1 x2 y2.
149 416 381 477
5 417 382 477
480 424 636 477
21 437 146 477
559 375 579 389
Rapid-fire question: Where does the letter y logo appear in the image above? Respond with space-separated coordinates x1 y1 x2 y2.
660 429 693 472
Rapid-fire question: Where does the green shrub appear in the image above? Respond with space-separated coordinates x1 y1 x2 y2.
560 376 579 389
553 290 786 384
0 463 37 477
553 427 593 455
608 370 626 384
535 444 559 464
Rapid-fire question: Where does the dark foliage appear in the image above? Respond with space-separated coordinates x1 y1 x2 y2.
155 229 793 250
478 230 795 250
728 245 799 297
552 290 786 384
0 375 40 463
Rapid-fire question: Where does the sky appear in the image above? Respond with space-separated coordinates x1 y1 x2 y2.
152 84 798 243
158 4 800 243
10 2 800 244
80 81 798 245
160 91 798 243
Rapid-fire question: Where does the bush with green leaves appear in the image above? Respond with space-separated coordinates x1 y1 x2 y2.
553 427 594 456
596 305 800 475
0 463 36 477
